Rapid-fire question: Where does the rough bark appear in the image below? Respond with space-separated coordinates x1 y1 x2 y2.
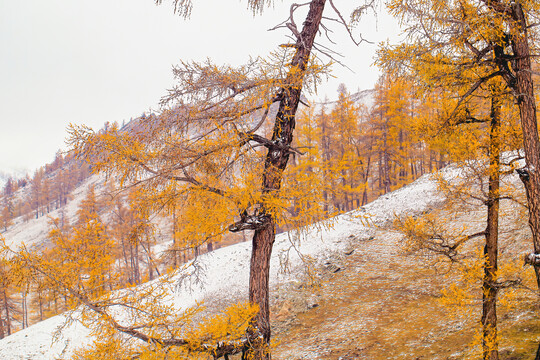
488 0 540 289
482 90 500 360
244 221 275 360
508 2 540 290
245 0 327 358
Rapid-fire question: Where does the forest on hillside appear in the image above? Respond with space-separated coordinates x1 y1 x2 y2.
2 0 540 359
0 79 449 338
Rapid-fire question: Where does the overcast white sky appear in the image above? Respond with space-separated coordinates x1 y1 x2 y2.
0 0 400 176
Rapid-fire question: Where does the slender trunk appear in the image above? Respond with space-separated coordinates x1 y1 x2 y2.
25 283 30 328
384 152 391 193
361 156 371 206
398 128 405 184
342 173 349 211
129 244 136 284
244 1 326 358
134 243 140 284
38 288 43 322
320 110 330 213
121 238 131 284
381 115 391 194
21 290 27 329
173 208 178 268
54 290 58 315
378 151 383 192
2 290 10 336
482 89 500 360
148 241 154 281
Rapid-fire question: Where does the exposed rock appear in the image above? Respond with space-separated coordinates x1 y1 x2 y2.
275 300 293 322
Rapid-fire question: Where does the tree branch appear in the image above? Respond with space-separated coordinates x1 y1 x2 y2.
438 71 502 132
128 156 226 197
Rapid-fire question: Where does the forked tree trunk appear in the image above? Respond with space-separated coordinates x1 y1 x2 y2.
482 88 501 360
244 1 327 358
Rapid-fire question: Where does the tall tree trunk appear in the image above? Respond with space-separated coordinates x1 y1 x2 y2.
38 288 44 322
511 4 540 289
2 289 10 336
245 220 275 359
320 109 330 213
482 89 501 360
173 206 178 268
21 290 27 329
489 0 540 288
244 1 326 358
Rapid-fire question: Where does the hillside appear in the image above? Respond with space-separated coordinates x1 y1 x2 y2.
1 92 536 359
2 174 104 250
0 163 447 359
1 160 539 359
4 1 540 359
272 167 539 359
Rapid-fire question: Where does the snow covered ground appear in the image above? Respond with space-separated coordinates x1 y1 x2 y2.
0 168 447 359
2 174 105 250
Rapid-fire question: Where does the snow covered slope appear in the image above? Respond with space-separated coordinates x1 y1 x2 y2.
2 174 105 250
0 168 446 359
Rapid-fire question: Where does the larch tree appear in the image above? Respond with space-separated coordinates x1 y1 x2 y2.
110 186 161 285
378 0 530 357
393 80 522 359
370 74 420 194
381 0 540 287
327 85 365 211
0 257 14 339
64 0 377 358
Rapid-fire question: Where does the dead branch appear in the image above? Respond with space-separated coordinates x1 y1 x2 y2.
328 0 374 46
229 212 271 232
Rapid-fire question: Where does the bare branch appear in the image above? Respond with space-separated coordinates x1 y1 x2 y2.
229 213 271 232
328 0 373 46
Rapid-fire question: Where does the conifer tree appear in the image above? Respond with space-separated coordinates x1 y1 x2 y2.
0 258 14 339
381 0 540 289
380 5 525 353
65 1 377 358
